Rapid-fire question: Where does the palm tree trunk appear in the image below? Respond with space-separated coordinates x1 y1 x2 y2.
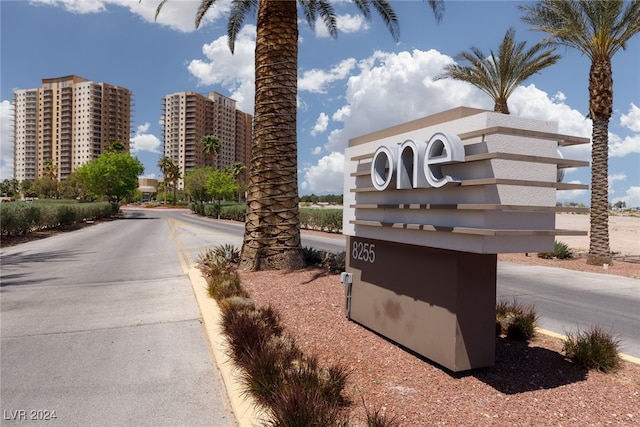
239 0 304 270
494 98 510 114
586 58 613 266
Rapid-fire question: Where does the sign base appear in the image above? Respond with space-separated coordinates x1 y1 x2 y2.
346 236 497 372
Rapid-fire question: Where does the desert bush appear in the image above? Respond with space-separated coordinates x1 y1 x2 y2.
299 208 343 233
322 251 346 273
266 355 350 427
302 247 346 273
0 201 111 236
496 299 538 341
220 204 246 221
538 240 572 259
204 253 354 425
563 326 621 372
302 246 324 265
198 247 247 301
221 304 286 370
211 243 241 263
363 398 400 427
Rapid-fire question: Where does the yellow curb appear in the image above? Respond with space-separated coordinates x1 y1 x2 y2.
536 327 640 365
188 268 268 427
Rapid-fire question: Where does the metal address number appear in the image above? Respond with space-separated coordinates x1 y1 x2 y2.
352 240 376 263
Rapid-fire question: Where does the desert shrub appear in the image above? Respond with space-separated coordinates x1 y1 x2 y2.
538 240 572 259
299 208 343 233
198 247 247 301
363 399 400 427
302 247 346 273
496 299 538 341
563 326 621 372
220 204 246 221
266 355 350 427
56 205 78 226
0 201 111 236
0 203 40 235
221 304 287 370
322 251 346 273
302 246 324 265
203 253 353 425
211 243 241 263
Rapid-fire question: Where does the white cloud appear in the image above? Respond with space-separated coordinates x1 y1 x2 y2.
30 0 232 32
301 152 344 194
303 48 609 194
31 0 106 14
620 103 640 132
612 186 640 208
609 132 640 158
325 49 487 152
187 25 256 113
311 146 323 155
315 13 369 38
130 122 161 154
608 173 627 194
0 100 13 180
556 181 588 201
332 106 350 122
311 113 329 136
299 58 357 94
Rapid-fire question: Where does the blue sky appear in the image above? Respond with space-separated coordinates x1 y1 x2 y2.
1 0 639 206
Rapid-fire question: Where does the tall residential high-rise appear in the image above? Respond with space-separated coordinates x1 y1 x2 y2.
161 91 252 189
13 75 132 181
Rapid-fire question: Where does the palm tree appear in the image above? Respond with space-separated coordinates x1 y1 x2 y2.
225 161 247 202
157 156 174 205
43 158 59 198
435 27 560 114
201 134 221 168
167 162 182 205
156 0 443 270
521 0 640 266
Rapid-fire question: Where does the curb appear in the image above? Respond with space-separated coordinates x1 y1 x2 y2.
188 267 267 427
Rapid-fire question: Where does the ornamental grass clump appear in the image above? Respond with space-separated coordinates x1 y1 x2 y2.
563 326 621 372
496 299 538 342
220 300 352 425
361 395 400 427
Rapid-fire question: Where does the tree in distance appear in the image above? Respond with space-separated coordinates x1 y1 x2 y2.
76 152 144 203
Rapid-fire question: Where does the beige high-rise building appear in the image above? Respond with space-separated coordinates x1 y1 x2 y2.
13 75 132 181
161 91 252 189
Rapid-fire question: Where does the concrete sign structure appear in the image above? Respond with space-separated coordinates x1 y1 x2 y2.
343 107 589 372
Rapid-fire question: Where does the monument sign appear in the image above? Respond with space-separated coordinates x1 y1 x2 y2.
342 107 589 371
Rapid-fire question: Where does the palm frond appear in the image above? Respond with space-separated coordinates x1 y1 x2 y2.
370 0 400 42
227 0 257 53
299 0 337 38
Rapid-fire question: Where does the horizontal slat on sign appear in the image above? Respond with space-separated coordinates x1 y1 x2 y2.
457 126 590 147
350 220 588 237
351 153 374 161
464 152 589 168
349 179 588 192
351 203 569 212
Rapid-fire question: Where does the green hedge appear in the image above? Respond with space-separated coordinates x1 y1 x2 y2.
1 201 113 236
189 203 343 233
299 208 342 233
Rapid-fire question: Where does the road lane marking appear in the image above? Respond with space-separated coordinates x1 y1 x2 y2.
167 218 192 275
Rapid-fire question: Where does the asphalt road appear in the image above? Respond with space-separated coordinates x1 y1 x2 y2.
2 206 638 424
159 208 639 359
0 209 235 426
